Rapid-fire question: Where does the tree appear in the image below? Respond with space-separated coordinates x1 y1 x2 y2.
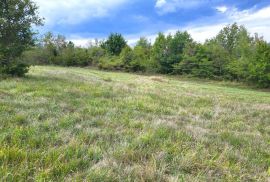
173 42 215 78
135 37 152 60
248 39 270 87
120 46 147 72
211 23 255 80
0 0 43 76
152 31 192 73
120 46 134 67
167 31 193 72
204 40 230 78
215 23 252 57
151 33 168 73
135 37 151 49
101 33 127 56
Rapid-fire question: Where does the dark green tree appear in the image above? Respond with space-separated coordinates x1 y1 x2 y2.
168 31 193 72
151 33 168 73
174 42 214 78
152 31 192 73
0 0 43 76
101 33 127 56
204 40 230 78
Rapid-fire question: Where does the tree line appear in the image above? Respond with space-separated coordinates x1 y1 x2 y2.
22 24 270 87
1 0 269 88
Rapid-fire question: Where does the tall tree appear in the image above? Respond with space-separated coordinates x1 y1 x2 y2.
135 37 152 60
135 37 151 49
248 39 270 87
0 0 43 76
152 31 192 73
215 23 252 56
101 33 127 56
152 33 168 73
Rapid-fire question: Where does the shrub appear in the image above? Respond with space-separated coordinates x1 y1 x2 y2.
98 56 124 70
0 61 29 77
88 47 106 65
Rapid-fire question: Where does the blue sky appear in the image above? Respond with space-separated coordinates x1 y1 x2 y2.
34 0 270 46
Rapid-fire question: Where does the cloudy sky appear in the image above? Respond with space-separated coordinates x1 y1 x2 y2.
34 0 270 46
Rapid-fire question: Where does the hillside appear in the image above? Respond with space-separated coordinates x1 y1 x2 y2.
0 66 269 181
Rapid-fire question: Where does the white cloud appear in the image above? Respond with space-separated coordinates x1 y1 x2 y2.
216 6 228 13
226 6 270 41
34 0 128 25
155 0 167 8
70 38 93 48
69 5 270 47
161 6 270 43
155 0 204 15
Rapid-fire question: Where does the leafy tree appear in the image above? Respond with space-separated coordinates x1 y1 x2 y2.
101 33 127 56
210 23 254 80
174 42 214 78
152 31 192 73
168 31 193 72
204 40 230 78
215 23 252 57
55 34 67 52
43 32 55 51
248 39 270 87
0 0 43 76
215 23 240 54
135 37 151 50
120 46 148 72
132 46 148 72
151 33 168 73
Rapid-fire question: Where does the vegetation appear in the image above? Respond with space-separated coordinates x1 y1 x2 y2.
0 0 43 76
0 1 269 88
101 33 127 56
0 66 269 181
0 1 269 180
20 24 270 88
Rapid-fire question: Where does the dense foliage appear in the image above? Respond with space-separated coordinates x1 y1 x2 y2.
22 23 270 87
0 0 43 76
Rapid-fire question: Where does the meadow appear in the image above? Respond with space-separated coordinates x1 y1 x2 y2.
0 66 269 181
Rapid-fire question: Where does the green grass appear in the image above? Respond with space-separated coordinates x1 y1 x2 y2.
0 66 269 181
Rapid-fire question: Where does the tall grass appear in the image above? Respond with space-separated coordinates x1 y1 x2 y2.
0 66 269 181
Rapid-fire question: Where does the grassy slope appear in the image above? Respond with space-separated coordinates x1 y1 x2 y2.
0 66 269 181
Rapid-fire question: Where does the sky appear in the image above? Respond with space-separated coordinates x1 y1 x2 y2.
34 0 270 46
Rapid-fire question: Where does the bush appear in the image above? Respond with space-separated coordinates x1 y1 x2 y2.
22 48 52 65
88 47 106 65
98 56 124 70
0 62 29 77
73 48 91 66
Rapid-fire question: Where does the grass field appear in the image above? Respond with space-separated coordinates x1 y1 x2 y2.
0 66 269 181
